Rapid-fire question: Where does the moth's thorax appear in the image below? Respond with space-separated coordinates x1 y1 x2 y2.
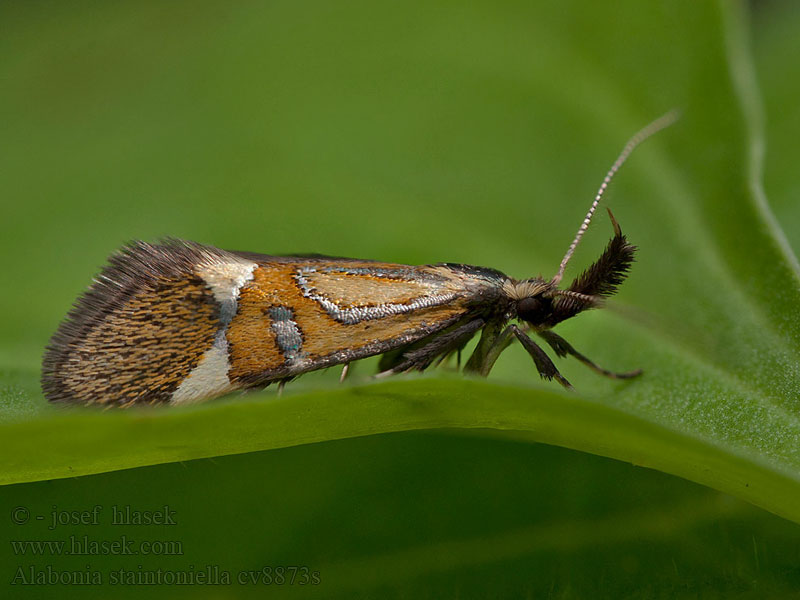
502 278 555 301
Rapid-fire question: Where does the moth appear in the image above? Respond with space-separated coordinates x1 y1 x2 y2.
42 112 675 406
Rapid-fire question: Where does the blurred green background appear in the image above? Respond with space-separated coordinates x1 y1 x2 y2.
2 0 800 597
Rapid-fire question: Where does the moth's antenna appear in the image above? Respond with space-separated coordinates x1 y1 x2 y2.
551 109 679 286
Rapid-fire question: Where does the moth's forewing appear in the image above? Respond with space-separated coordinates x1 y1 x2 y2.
42 241 508 405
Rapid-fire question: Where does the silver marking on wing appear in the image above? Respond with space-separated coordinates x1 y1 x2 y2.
268 306 306 363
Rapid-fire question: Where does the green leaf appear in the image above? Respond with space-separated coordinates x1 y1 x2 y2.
1 0 799 549
3 434 800 598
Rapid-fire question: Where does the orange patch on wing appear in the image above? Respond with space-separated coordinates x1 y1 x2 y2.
225 274 287 378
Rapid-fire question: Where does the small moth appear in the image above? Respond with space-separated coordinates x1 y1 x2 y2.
42 112 676 406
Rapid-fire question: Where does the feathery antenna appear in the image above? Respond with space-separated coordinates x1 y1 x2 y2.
551 110 679 286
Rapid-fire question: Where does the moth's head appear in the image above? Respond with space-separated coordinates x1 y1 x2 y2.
505 211 637 329
504 278 557 327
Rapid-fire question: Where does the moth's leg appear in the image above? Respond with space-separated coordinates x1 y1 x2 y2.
464 320 504 375
538 329 642 379
467 325 511 376
275 376 296 396
340 363 351 383
465 322 533 377
379 318 484 376
434 330 475 369
377 320 478 373
398 318 485 372
483 324 539 376
511 326 572 389
377 346 404 373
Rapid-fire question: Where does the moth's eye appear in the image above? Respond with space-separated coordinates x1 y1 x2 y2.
517 296 551 323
